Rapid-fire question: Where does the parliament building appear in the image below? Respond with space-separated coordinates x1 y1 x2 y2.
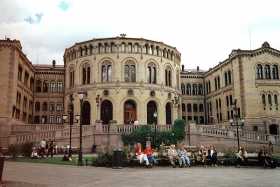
0 37 280 147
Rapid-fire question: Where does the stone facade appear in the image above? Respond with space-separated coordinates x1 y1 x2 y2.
64 37 181 125
181 42 280 135
1 36 280 149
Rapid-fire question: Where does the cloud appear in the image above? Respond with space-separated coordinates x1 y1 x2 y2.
24 13 43 24
58 1 70 11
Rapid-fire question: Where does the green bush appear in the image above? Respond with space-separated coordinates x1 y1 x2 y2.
8 144 20 158
93 153 113 167
122 119 186 148
21 142 34 157
172 119 186 141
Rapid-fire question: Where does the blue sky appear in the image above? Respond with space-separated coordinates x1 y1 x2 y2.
1 0 280 70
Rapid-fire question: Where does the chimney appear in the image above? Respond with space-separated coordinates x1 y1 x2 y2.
197 66 199 71
182 65 185 71
52 60 56 67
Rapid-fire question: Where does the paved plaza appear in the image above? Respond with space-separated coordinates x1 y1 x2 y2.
2 161 280 187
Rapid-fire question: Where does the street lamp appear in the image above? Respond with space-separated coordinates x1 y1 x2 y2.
153 111 158 147
78 91 87 166
62 95 75 158
230 99 245 150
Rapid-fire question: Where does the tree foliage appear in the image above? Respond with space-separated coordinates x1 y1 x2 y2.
121 119 186 148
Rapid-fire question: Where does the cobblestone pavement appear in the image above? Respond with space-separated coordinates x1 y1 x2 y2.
2 161 280 187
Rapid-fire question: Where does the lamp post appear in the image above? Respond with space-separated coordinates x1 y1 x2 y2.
229 99 245 150
153 111 158 147
78 91 87 166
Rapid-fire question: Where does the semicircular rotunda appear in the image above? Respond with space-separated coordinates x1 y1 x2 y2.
64 37 181 125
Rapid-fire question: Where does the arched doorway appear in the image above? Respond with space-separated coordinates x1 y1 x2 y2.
101 100 113 124
82 101 91 125
124 100 137 124
166 102 172 125
269 124 279 135
147 101 157 124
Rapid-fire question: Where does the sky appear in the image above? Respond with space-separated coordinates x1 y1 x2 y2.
1 0 280 70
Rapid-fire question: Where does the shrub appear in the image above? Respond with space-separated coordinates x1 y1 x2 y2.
8 144 20 158
93 153 113 167
21 142 34 157
172 119 186 141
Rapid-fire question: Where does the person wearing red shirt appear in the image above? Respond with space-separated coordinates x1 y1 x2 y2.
135 143 149 166
144 144 157 165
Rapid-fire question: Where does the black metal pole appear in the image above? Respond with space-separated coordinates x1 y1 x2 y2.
154 116 157 148
69 110 73 157
236 125 240 150
78 99 83 166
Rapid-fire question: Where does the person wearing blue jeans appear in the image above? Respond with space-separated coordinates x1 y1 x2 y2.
177 145 191 167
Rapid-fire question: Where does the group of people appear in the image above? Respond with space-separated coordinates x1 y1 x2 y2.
31 139 56 159
237 142 276 168
197 145 218 166
134 143 157 167
134 143 192 168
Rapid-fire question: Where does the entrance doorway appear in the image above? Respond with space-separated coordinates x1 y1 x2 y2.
166 102 172 125
147 101 157 124
124 100 137 124
269 124 279 135
101 100 113 124
82 101 91 125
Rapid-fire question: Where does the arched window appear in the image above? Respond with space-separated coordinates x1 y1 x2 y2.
165 67 172 87
268 94 272 106
128 43 132 53
82 63 90 85
147 63 157 84
264 65 271 79
186 84 191 95
262 94 266 106
147 101 157 124
165 102 172 124
81 101 91 125
228 71 232 84
124 100 137 124
272 65 279 79
192 84 198 95
256 64 263 79
224 72 228 86
274 95 278 109
101 61 112 82
124 61 136 82
145 44 149 54
101 100 113 124
181 84 186 95
69 67 75 88
198 84 203 95
176 71 180 90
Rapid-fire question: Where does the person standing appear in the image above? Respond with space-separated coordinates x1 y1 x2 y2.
40 139 46 158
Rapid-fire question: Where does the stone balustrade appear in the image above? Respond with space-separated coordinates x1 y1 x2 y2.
7 123 280 147
11 124 66 133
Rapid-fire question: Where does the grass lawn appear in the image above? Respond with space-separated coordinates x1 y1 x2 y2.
9 155 96 166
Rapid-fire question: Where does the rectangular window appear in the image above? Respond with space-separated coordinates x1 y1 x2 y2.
49 103 55 112
49 115 55 124
56 116 62 124
56 103 63 111
57 81 63 92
